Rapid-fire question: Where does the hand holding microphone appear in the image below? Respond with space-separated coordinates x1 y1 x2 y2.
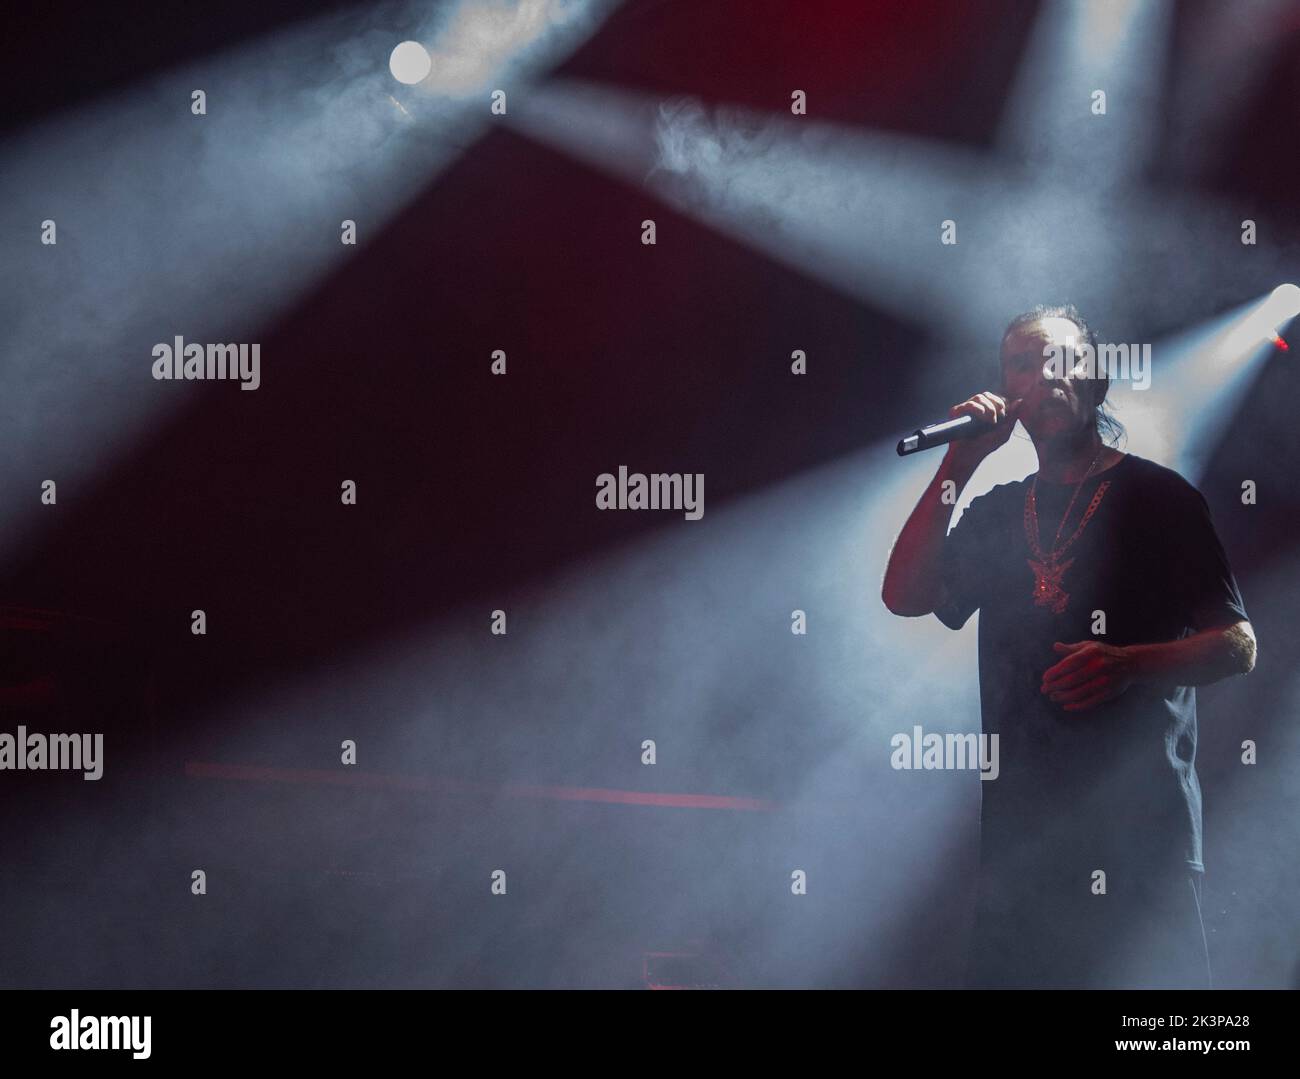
896 393 1022 461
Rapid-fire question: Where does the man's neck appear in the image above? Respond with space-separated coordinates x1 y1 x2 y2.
1034 429 1108 484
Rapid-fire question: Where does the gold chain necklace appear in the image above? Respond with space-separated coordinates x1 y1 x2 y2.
1023 447 1111 614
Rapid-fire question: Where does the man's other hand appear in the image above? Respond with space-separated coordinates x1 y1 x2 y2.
1041 640 1138 712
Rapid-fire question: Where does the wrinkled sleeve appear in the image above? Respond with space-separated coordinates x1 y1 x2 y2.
933 491 995 631
1166 482 1249 632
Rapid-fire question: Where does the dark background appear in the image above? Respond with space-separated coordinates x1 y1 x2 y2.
1 0 1296 988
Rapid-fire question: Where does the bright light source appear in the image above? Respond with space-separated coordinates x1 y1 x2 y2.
1251 283 1300 350
389 41 432 85
1206 285 1300 360
1265 283 1300 322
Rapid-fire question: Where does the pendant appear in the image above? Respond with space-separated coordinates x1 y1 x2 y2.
1028 556 1074 614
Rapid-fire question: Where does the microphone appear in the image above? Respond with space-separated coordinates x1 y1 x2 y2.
896 399 1021 456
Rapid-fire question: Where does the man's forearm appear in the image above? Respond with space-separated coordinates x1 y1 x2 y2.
881 451 979 616
1128 621 1257 690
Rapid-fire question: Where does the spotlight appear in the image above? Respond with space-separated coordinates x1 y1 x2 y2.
389 41 432 85
1263 283 1300 350
1213 285 1300 361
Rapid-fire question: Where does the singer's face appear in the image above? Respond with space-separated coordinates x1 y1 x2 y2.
1000 317 1093 440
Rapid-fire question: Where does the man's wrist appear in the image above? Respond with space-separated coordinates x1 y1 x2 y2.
1123 642 1156 683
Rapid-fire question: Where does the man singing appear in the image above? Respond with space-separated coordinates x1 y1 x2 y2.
881 304 1257 988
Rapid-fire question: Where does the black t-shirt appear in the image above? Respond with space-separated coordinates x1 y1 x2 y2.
935 453 1248 891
